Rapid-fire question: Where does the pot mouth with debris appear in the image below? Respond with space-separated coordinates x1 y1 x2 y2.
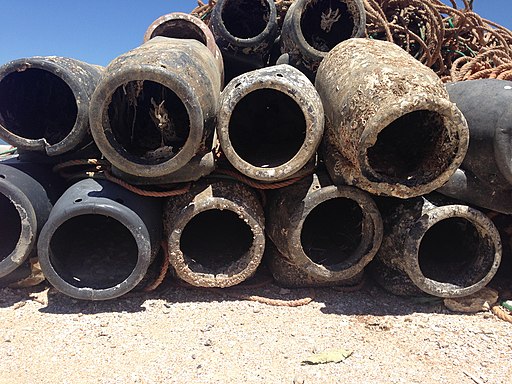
284 0 366 62
90 67 203 178
359 95 469 196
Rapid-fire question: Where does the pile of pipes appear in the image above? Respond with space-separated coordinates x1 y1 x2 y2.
0 0 510 303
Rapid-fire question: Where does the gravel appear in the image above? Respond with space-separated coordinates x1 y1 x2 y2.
0 277 511 384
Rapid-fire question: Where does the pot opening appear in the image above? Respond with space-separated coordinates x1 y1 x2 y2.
49 215 138 289
107 80 190 164
366 110 455 186
301 0 355 52
301 197 363 267
180 209 254 273
0 68 78 144
0 194 22 262
418 217 494 286
229 88 306 168
221 0 271 39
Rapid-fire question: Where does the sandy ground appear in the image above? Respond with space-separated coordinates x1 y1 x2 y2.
0 274 511 384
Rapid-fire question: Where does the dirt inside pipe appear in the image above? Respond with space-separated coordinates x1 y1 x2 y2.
418 218 493 286
49 214 138 289
107 80 190 164
0 193 21 262
366 110 456 186
180 209 253 274
228 88 306 168
151 20 208 45
300 197 363 267
300 0 354 52
221 0 270 39
0 68 78 144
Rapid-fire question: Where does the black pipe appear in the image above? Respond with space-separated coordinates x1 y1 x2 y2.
209 0 279 82
279 0 366 79
0 161 58 282
438 79 512 214
37 179 162 300
0 57 103 157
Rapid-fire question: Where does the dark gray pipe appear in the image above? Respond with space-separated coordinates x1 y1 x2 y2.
266 173 383 287
0 57 103 156
279 0 366 79
89 37 222 184
438 79 512 214
0 162 54 281
37 178 162 300
209 0 279 82
370 195 502 298
144 12 224 86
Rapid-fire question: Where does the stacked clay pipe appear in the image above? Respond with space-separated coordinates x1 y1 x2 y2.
0 0 509 302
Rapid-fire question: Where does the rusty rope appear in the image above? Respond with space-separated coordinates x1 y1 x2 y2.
363 0 512 81
492 304 512 324
208 287 316 307
52 158 110 172
103 170 192 198
330 274 367 293
174 277 316 307
143 241 170 292
214 168 308 190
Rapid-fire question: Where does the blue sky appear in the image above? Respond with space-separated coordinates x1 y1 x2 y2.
0 0 510 66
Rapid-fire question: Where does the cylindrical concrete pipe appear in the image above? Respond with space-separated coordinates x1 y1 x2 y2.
438 79 512 214
217 64 324 182
144 12 224 86
266 173 383 287
163 179 265 288
89 36 222 184
280 0 366 79
315 38 469 198
369 195 502 298
0 162 55 281
0 57 103 156
38 178 162 300
209 0 279 82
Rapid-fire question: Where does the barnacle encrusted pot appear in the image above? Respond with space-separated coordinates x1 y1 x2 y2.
0 57 103 156
217 64 324 182
89 37 222 184
265 173 383 287
164 179 265 288
369 195 502 298
315 38 469 198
